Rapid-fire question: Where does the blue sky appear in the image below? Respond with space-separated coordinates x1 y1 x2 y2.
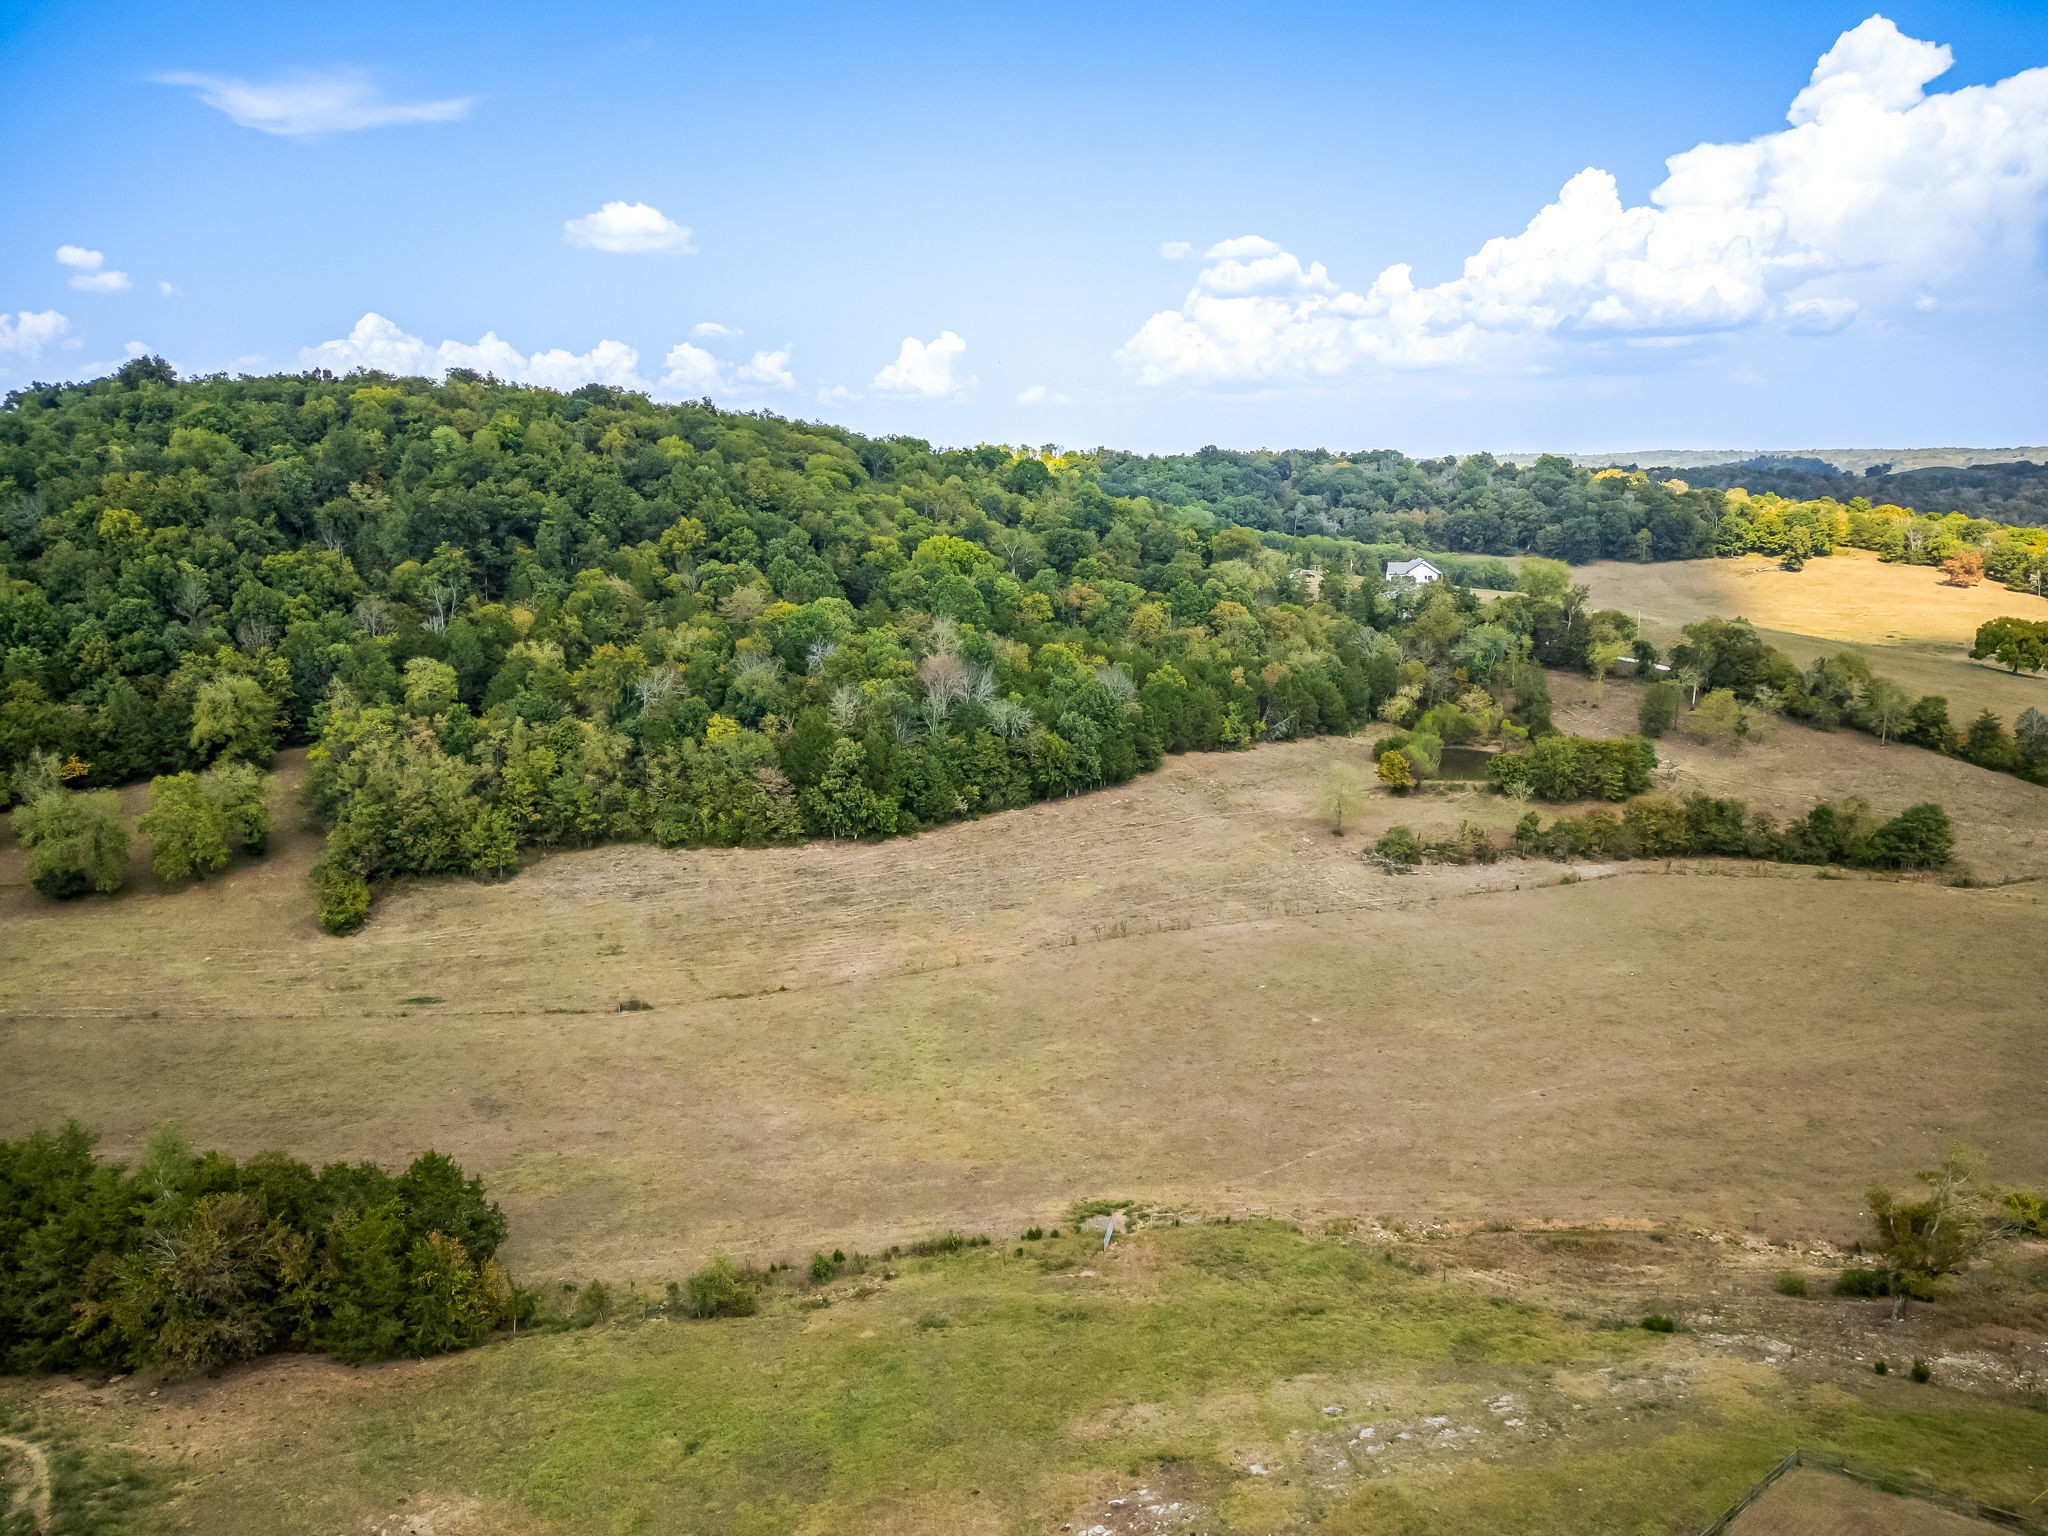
4 1 2046 454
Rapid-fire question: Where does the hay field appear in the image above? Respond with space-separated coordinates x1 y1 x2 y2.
1575 549 2048 723
5 681 2044 1280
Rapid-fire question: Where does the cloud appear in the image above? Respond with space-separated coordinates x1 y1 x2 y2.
657 340 795 397
159 281 179 297
1158 241 1194 259
562 201 694 254
1121 16 2048 383
692 320 741 337
56 245 131 292
872 331 972 398
1016 384 1069 405
300 313 647 390
154 68 472 136
0 310 70 359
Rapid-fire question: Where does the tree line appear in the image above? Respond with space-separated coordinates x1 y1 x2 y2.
5 365 2040 925
1376 794 1955 872
0 1124 508 1377
1095 447 2048 592
1643 617 2048 787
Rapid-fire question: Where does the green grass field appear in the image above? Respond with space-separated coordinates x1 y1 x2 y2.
6 1221 2043 1536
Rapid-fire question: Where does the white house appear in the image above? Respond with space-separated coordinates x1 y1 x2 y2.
1384 557 1442 584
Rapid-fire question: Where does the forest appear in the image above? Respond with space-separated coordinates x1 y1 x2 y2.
2 361 2044 929
1098 446 2048 584
1649 456 2048 530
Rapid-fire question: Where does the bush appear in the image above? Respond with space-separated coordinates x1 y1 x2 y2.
315 860 373 935
1640 1313 1676 1333
1776 1270 1808 1297
1910 1357 1932 1383
684 1256 757 1318
1375 826 1421 864
1874 1358 1889 1375
808 1251 837 1283
1834 1267 1894 1297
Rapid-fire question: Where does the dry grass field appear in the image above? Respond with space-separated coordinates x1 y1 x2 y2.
5 676 2045 1281
1576 549 2048 724
1725 1466 2014 1535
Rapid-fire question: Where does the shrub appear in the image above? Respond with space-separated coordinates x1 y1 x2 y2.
1375 826 1421 864
685 1255 757 1319
1021 1226 1045 1241
808 1251 837 1283
1834 1267 1894 1297
1640 1313 1676 1333
1776 1270 1808 1297
315 860 373 935
1375 748 1416 793
1873 1359 1889 1375
570 1279 614 1328
1910 1357 1932 1383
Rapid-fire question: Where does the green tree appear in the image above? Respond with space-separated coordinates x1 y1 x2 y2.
402 656 461 716
140 764 273 882
799 737 897 839
1969 616 2048 674
189 674 280 763
1856 677 1913 746
140 773 230 882
1688 688 1746 749
15 786 129 898
1637 679 1682 738
1867 1151 1987 1302
1317 761 1367 834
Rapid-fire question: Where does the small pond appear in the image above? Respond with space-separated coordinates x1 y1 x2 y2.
1436 745 1500 780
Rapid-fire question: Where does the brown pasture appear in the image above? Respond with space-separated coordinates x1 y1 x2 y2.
4 678 2044 1279
1575 548 2048 724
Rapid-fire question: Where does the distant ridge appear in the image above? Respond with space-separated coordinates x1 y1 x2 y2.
1499 447 2048 474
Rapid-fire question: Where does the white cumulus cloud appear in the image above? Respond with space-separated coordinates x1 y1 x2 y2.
563 201 694 254
56 246 130 292
657 341 795 397
1016 384 1069 405
872 331 972 399
154 68 472 136
692 320 741 337
1121 16 2048 383
300 313 648 391
1158 241 1194 259
0 310 70 358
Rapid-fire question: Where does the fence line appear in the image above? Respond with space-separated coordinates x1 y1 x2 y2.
1699 1448 2047 1534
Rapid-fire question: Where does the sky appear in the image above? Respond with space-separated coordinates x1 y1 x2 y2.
3 0 2047 456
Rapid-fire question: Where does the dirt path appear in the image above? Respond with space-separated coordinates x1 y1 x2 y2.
0 1433 53 1533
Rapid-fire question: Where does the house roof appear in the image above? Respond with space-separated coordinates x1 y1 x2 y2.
1385 557 1441 578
